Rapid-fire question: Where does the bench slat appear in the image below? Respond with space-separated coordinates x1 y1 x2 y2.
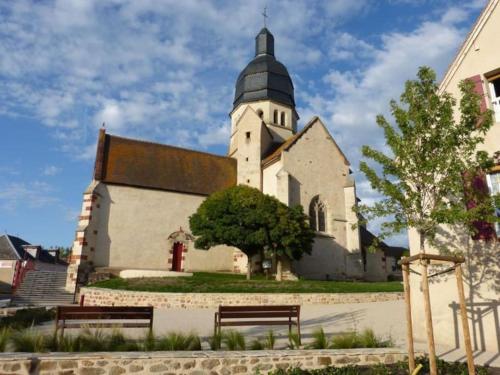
59 313 153 320
219 305 299 312
60 322 151 329
59 306 153 312
219 321 298 327
219 312 299 319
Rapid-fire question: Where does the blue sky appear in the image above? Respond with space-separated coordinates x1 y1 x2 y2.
0 0 486 248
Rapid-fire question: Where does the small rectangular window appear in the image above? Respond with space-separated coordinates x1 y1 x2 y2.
245 131 251 139
488 76 500 122
486 172 500 237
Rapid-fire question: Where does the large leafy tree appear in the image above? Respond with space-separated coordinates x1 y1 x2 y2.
189 185 314 280
357 66 497 253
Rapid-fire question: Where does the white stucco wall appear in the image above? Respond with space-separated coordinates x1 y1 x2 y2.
92 184 235 273
408 1 500 353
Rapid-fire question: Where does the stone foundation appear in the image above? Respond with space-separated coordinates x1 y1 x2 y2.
80 287 403 309
0 348 412 374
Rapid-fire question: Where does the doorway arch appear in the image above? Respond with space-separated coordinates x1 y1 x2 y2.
167 229 194 272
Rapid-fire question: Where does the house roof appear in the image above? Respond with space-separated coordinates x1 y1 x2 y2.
440 0 498 90
0 234 29 260
360 227 407 257
94 129 237 196
261 116 350 168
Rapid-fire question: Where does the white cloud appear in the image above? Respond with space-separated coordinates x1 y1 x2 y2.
0 0 368 158
42 165 61 176
0 181 58 210
296 3 478 245
197 124 231 148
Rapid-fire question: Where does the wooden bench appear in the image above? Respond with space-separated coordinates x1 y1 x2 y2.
214 305 301 343
55 306 154 336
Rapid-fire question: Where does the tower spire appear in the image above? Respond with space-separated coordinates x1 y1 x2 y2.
262 6 268 27
255 27 274 56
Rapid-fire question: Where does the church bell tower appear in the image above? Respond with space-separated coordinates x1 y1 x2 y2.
229 28 299 188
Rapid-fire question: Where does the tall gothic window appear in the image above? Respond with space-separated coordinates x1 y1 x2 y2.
273 110 278 124
280 112 286 126
309 196 326 232
257 109 264 119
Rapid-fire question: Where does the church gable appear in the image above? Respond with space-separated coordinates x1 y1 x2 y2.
262 116 350 168
94 129 237 196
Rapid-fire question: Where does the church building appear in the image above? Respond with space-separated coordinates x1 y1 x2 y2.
66 28 395 291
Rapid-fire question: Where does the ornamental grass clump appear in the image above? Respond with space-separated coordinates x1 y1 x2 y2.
308 328 329 349
78 328 108 352
222 330 246 350
250 339 264 350
265 330 276 349
288 331 301 349
208 331 222 350
142 330 156 351
11 328 48 353
155 332 201 351
0 328 11 352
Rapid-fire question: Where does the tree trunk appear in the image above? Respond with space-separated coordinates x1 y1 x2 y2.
419 230 426 253
275 256 283 281
246 258 252 280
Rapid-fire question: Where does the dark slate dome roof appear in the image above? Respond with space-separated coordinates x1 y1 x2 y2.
233 28 295 110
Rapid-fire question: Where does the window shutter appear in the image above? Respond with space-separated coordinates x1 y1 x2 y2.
465 172 496 241
466 75 488 125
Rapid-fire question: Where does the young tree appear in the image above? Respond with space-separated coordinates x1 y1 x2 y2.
189 185 314 280
357 66 496 253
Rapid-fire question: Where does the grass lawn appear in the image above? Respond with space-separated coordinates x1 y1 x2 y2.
89 272 403 293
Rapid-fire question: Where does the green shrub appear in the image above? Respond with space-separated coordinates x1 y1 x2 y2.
11 328 47 352
156 332 201 351
222 330 246 350
0 308 55 330
269 356 492 374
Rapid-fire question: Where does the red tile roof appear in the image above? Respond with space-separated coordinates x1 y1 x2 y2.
93 129 237 196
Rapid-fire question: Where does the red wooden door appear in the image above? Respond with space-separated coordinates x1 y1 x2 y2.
172 242 183 271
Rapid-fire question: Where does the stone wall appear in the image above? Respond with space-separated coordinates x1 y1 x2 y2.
80 287 403 309
0 348 412 374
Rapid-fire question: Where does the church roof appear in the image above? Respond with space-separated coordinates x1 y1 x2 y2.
93 129 237 196
233 28 295 111
0 234 26 260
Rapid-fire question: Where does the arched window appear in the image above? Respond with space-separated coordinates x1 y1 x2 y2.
309 196 326 232
280 112 286 126
273 110 278 124
257 109 264 119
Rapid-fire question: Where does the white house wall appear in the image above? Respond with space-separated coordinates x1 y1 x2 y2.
408 0 500 354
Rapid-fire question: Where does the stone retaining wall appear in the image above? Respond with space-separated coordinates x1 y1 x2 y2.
80 287 403 309
0 348 412 374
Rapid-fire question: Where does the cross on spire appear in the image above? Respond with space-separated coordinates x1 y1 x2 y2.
262 6 268 27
